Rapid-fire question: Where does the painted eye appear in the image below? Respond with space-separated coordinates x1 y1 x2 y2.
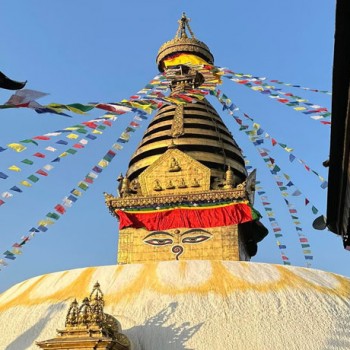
144 238 173 246
182 235 210 244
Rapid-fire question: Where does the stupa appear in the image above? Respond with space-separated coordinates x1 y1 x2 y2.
0 14 349 350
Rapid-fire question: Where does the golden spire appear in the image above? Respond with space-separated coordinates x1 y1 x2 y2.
36 282 131 350
175 12 195 39
156 13 214 71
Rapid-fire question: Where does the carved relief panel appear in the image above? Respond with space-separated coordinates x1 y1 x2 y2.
138 148 211 195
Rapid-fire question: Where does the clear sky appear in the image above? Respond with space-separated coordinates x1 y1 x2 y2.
0 0 347 293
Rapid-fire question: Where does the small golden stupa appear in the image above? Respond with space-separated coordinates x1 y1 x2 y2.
105 13 268 264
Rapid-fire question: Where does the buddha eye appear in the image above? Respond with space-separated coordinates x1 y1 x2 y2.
144 238 173 246
182 235 211 244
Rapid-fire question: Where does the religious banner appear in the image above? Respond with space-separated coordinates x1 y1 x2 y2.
116 201 260 231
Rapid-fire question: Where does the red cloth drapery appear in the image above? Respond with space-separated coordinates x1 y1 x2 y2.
116 203 256 231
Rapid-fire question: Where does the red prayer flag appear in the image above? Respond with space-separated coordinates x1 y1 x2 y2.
73 143 84 149
33 152 45 158
36 169 48 176
55 204 66 214
33 136 50 140
82 121 97 129
271 138 277 146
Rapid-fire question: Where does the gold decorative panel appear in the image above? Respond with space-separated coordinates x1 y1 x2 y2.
138 148 211 196
117 225 239 264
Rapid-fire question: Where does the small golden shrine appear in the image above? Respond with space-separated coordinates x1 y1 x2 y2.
36 282 131 350
105 13 268 264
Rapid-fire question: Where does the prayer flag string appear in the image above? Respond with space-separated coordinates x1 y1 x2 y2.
217 70 332 95
222 73 331 125
0 110 148 268
0 116 118 207
244 158 292 266
212 89 328 188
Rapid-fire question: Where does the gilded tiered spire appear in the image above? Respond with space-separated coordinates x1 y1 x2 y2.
105 13 268 264
36 282 131 350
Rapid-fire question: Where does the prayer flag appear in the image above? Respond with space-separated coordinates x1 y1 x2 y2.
46 212 60 220
36 169 48 176
21 139 38 146
8 165 21 172
10 186 22 193
0 172 8 179
66 133 79 139
78 182 88 191
33 152 45 158
71 189 82 196
45 146 57 152
28 175 39 183
56 140 68 145
43 164 54 171
21 159 34 165
7 143 26 152
92 166 102 173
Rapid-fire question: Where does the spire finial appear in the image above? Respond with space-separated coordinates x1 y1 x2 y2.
175 12 196 39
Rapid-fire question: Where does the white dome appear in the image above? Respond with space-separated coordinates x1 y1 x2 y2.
0 261 350 350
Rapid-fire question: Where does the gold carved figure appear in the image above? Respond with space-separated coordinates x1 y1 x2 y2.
178 178 187 188
169 157 181 172
166 180 175 189
154 179 162 191
191 178 200 187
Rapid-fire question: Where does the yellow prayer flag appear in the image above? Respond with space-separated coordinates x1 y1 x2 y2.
66 133 79 139
294 107 306 111
20 180 32 187
285 147 293 152
65 127 80 131
92 130 102 134
7 143 26 152
38 219 55 226
59 152 68 158
251 86 264 91
72 189 82 196
98 160 109 168
11 248 22 255
8 165 21 172
66 106 87 115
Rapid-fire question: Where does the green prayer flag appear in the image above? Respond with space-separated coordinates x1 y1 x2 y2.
78 182 88 191
20 139 38 146
21 159 34 165
28 175 39 183
46 212 60 220
66 149 77 155
97 125 106 130
67 103 95 112
76 128 88 134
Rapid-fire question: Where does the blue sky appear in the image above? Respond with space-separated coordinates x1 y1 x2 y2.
0 0 347 292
